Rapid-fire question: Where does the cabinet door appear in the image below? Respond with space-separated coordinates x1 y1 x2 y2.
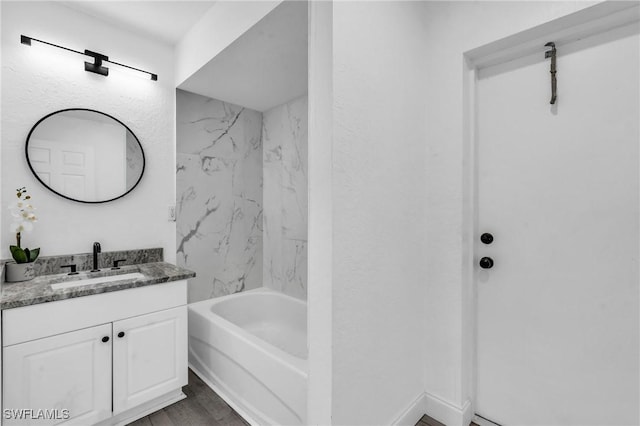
3 323 112 426
112 306 187 414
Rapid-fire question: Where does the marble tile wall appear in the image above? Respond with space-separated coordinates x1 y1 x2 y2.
176 89 263 303
262 95 308 299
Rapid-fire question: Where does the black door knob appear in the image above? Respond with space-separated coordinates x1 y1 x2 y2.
102 336 110 343
480 233 494 244
479 257 494 269
118 331 125 338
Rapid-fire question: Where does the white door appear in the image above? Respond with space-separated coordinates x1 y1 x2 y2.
28 139 96 200
3 323 112 426
476 24 639 426
112 306 187 414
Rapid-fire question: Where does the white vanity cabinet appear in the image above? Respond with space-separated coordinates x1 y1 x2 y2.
2 280 188 426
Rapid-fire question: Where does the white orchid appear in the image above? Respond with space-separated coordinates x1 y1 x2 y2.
8 187 40 264
10 220 33 234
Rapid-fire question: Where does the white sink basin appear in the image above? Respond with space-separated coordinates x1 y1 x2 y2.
50 272 145 290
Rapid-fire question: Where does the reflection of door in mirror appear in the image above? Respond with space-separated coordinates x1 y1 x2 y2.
29 139 96 200
29 113 127 201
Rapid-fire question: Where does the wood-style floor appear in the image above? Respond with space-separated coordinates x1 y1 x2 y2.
129 370 477 426
128 369 249 426
416 414 480 426
416 414 446 426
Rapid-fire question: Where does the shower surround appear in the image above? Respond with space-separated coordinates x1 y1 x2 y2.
177 90 308 303
263 96 308 299
177 90 263 303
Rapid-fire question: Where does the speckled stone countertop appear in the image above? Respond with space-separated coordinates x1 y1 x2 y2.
1 262 195 310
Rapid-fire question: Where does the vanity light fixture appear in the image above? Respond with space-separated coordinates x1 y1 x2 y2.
20 35 158 81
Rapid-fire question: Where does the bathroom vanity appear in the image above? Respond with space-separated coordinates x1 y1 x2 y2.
0 256 194 426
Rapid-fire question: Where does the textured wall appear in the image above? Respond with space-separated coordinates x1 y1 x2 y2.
306 2 333 422
331 2 429 424
262 95 308 300
176 89 263 303
1 1 176 262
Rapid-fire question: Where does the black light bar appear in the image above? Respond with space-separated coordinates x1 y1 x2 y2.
21 35 158 81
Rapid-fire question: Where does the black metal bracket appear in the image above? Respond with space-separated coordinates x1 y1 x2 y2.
84 50 109 77
544 42 557 104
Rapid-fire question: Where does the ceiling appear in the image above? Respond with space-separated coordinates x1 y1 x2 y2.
61 1 217 46
59 1 308 111
178 0 308 112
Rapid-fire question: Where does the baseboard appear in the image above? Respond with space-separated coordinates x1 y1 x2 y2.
462 399 473 426
472 414 501 426
424 392 472 426
391 392 428 426
389 392 472 426
95 390 186 426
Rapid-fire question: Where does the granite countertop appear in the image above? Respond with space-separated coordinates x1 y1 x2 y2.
1 262 195 310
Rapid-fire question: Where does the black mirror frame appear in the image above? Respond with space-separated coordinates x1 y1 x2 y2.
25 108 146 204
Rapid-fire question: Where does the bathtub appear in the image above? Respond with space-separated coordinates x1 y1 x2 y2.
188 288 307 425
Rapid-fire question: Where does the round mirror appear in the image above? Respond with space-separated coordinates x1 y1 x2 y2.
25 109 145 203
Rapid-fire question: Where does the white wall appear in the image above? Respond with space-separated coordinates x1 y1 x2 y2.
331 2 429 424
1 1 176 261
0 2 3 261
422 0 597 420
174 1 281 87
306 1 333 423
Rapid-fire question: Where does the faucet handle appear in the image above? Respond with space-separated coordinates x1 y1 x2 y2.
112 259 127 270
61 264 78 275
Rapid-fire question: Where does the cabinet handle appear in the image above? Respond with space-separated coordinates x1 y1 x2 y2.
102 336 110 343
118 331 125 338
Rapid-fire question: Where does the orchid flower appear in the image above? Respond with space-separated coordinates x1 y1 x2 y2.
8 187 40 264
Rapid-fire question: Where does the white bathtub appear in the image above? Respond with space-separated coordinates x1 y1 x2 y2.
188 288 307 425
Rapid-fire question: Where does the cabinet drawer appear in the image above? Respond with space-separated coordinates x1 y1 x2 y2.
3 280 187 346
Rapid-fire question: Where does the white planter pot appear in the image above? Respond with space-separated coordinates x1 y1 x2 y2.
5 262 36 282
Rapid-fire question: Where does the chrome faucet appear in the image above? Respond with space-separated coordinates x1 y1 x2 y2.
91 242 101 272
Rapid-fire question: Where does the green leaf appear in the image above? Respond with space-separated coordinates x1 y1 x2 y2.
10 246 27 263
28 248 40 262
